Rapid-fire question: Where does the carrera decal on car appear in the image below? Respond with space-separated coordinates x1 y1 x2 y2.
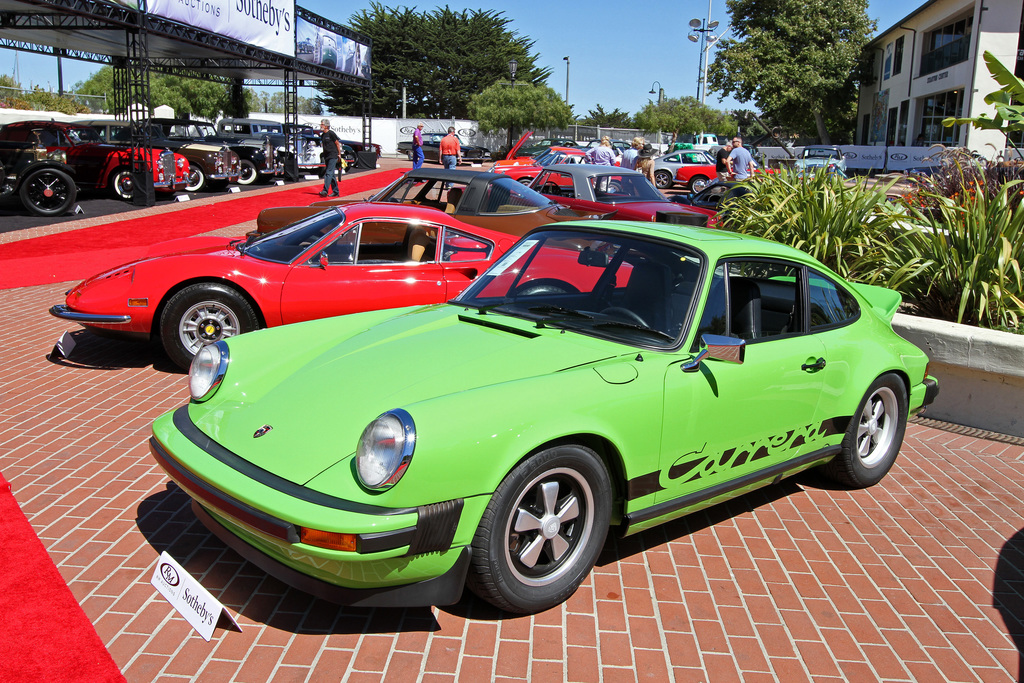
626 416 851 500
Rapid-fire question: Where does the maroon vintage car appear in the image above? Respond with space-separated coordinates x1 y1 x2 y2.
0 120 188 215
527 163 712 226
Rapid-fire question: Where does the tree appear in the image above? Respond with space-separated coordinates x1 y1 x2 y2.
578 105 633 128
317 3 548 118
74 66 233 119
707 0 874 144
634 96 736 139
469 82 574 149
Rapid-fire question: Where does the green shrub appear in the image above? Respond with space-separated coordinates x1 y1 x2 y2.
720 170 905 281
877 183 1024 328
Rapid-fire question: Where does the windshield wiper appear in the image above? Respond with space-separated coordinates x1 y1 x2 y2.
591 321 675 342
526 305 593 319
236 232 260 254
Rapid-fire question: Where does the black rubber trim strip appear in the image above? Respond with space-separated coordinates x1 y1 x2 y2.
192 501 472 608
922 377 939 407
171 405 415 516
623 445 841 532
457 314 540 338
151 436 299 543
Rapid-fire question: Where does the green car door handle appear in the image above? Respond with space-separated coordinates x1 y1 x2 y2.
802 357 826 372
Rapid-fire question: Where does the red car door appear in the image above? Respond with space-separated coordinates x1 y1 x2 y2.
278 218 448 325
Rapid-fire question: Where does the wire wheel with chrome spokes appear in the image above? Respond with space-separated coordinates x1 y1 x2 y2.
823 373 908 488
468 444 611 613
159 283 260 369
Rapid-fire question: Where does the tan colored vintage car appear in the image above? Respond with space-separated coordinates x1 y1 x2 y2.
256 168 608 236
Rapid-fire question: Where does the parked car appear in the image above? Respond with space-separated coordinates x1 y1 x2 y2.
673 159 720 193
652 149 715 190
148 220 938 613
795 145 846 174
491 146 587 184
49 203 520 369
668 181 754 228
397 133 491 164
581 138 631 155
518 137 578 157
256 168 604 237
0 120 186 215
528 164 711 225
150 118 243 191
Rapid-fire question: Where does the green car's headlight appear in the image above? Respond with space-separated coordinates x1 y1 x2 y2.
356 409 415 490
189 341 229 402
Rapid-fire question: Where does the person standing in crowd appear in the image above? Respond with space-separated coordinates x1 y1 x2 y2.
319 118 342 198
620 137 643 170
728 136 757 181
587 136 617 166
412 123 425 169
715 142 733 182
439 126 462 169
636 143 657 185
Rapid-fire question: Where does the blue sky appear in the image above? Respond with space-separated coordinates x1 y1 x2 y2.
3 0 927 117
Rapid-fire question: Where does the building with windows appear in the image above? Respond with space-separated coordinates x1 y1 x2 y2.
856 0 1023 156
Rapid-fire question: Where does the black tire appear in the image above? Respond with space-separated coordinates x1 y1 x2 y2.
822 373 908 488
109 168 133 200
689 175 710 192
654 169 673 190
237 160 258 186
19 167 77 217
185 165 207 192
467 444 611 614
159 283 260 370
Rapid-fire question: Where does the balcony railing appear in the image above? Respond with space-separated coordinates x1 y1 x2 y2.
920 36 971 76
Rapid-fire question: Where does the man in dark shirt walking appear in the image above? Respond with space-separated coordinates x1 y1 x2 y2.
319 119 342 197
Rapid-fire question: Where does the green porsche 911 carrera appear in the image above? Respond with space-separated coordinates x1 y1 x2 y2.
150 221 938 614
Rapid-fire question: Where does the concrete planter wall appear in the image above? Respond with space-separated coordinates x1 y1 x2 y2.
893 313 1024 437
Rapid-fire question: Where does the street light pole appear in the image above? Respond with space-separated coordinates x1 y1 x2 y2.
688 0 719 105
563 56 570 105
507 58 518 151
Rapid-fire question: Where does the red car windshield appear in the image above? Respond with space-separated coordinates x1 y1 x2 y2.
244 209 345 264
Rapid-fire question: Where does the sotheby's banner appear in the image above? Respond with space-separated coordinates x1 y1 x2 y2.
147 0 295 57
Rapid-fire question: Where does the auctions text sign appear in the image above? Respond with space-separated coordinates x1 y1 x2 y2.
148 0 295 57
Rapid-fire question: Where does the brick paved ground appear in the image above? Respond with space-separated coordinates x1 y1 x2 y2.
0 163 1022 682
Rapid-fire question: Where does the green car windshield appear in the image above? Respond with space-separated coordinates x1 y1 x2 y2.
455 229 705 347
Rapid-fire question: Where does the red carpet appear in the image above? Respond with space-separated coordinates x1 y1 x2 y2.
0 472 126 683
0 169 406 289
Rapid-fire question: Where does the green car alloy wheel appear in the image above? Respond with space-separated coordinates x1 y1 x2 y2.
150 221 938 613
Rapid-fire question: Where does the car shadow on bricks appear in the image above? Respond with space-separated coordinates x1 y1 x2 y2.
994 527 1024 682
45 329 183 373
595 479 805 567
134 482 442 634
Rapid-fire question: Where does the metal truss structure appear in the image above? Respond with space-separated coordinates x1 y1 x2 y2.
0 0 372 204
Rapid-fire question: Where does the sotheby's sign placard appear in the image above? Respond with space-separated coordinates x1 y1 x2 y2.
147 0 295 57
150 552 239 641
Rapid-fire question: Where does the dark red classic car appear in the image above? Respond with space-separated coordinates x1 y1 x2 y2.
527 164 713 225
0 120 188 216
50 203 519 368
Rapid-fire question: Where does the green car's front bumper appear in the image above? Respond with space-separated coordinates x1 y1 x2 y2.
150 406 475 607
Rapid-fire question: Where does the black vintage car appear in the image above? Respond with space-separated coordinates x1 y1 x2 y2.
148 118 251 191
396 133 490 165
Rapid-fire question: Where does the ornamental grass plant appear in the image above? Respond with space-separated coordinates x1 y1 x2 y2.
720 166 1024 331
881 181 1024 329
719 169 905 281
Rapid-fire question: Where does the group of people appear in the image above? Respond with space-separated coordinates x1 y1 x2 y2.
410 123 462 170
588 136 657 184
714 136 757 182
